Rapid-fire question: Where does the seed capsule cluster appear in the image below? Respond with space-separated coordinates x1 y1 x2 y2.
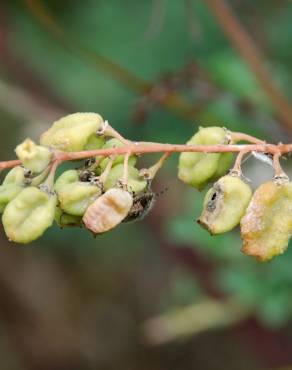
0 113 154 244
178 127 292 262
1 114 291 261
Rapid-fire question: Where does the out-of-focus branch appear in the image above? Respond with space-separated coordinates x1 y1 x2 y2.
24 0 200 121
205 0 292 131
143 298 250 345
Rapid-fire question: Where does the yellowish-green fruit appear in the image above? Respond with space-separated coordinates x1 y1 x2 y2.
54 170 101 216
103 164 147 193
0 166 25 213
98 139 137 171
198 175 252 234
178 127 233 190
2 187 57 244
55 206 82 228
40 112 103 151
83 188 133 234
241 180 292 262
83 135 105 150
15 139 52 173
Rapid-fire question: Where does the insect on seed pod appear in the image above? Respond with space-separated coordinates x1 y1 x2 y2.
40 112 104 152
178 127 233 190
198 174 252 235
122 189 155 223
241 179 292 262
2 186 57 244
83 188 133 234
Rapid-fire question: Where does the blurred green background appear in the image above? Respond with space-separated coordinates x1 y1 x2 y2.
1 1 292 369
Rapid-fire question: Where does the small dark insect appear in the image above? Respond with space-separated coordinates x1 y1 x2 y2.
79 170 95 182
123 189 156 223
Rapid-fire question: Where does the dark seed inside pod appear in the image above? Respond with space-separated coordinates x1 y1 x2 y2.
206 184 223 213
123 190 155 223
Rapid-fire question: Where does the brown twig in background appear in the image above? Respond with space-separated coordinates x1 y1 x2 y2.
205 0 292 131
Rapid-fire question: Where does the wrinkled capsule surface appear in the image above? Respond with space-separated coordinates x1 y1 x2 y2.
98 139 137 171
15 139 52 173
83 188 133 234
178 127 233 190
0 166 25 213
54 170 101 216
2 186 57 244
40 112 103 151
104 164 147 193
198 175 252 234
241 180 292 262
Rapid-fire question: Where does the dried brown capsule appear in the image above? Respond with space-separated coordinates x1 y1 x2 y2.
241 179 292 261
83 188 133 234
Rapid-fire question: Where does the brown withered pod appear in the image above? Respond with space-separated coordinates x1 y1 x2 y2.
240 176 292 262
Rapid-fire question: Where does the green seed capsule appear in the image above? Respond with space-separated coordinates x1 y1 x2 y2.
15 139 52 173
83 188 133 234
40 112 103 151
98 139 137 171
54 170 101 216
178 127 233 190
241 180 292 262
55 206 82 228
198 175 252 235
0 166 25 213
103 164 147 193
2 186 57 244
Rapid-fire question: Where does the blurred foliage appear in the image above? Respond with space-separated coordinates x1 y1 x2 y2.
1 1 292 369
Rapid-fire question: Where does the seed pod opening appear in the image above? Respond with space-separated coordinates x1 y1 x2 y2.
241 180 292 262
15 139 52 173
40 112 103 151
2 186 57 244
0 166 25 213
198 175 252 234
83 188 133 234
54 170 101 216
178 127 233 190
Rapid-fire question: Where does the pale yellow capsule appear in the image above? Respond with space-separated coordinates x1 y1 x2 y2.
40 112 103 151
198 175 252 234
15 139 52 173
83 188 133 234
241 180 292 262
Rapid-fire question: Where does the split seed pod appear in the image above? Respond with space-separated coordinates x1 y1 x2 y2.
54 170 101 216
40 112 103 151
178 127 233 190
0 166 25 213
241 179 292 261
15 138 52 173
98 139 137 171
103 164 147 193
83 188 133 234
198 175 252 234
2 186 57 244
